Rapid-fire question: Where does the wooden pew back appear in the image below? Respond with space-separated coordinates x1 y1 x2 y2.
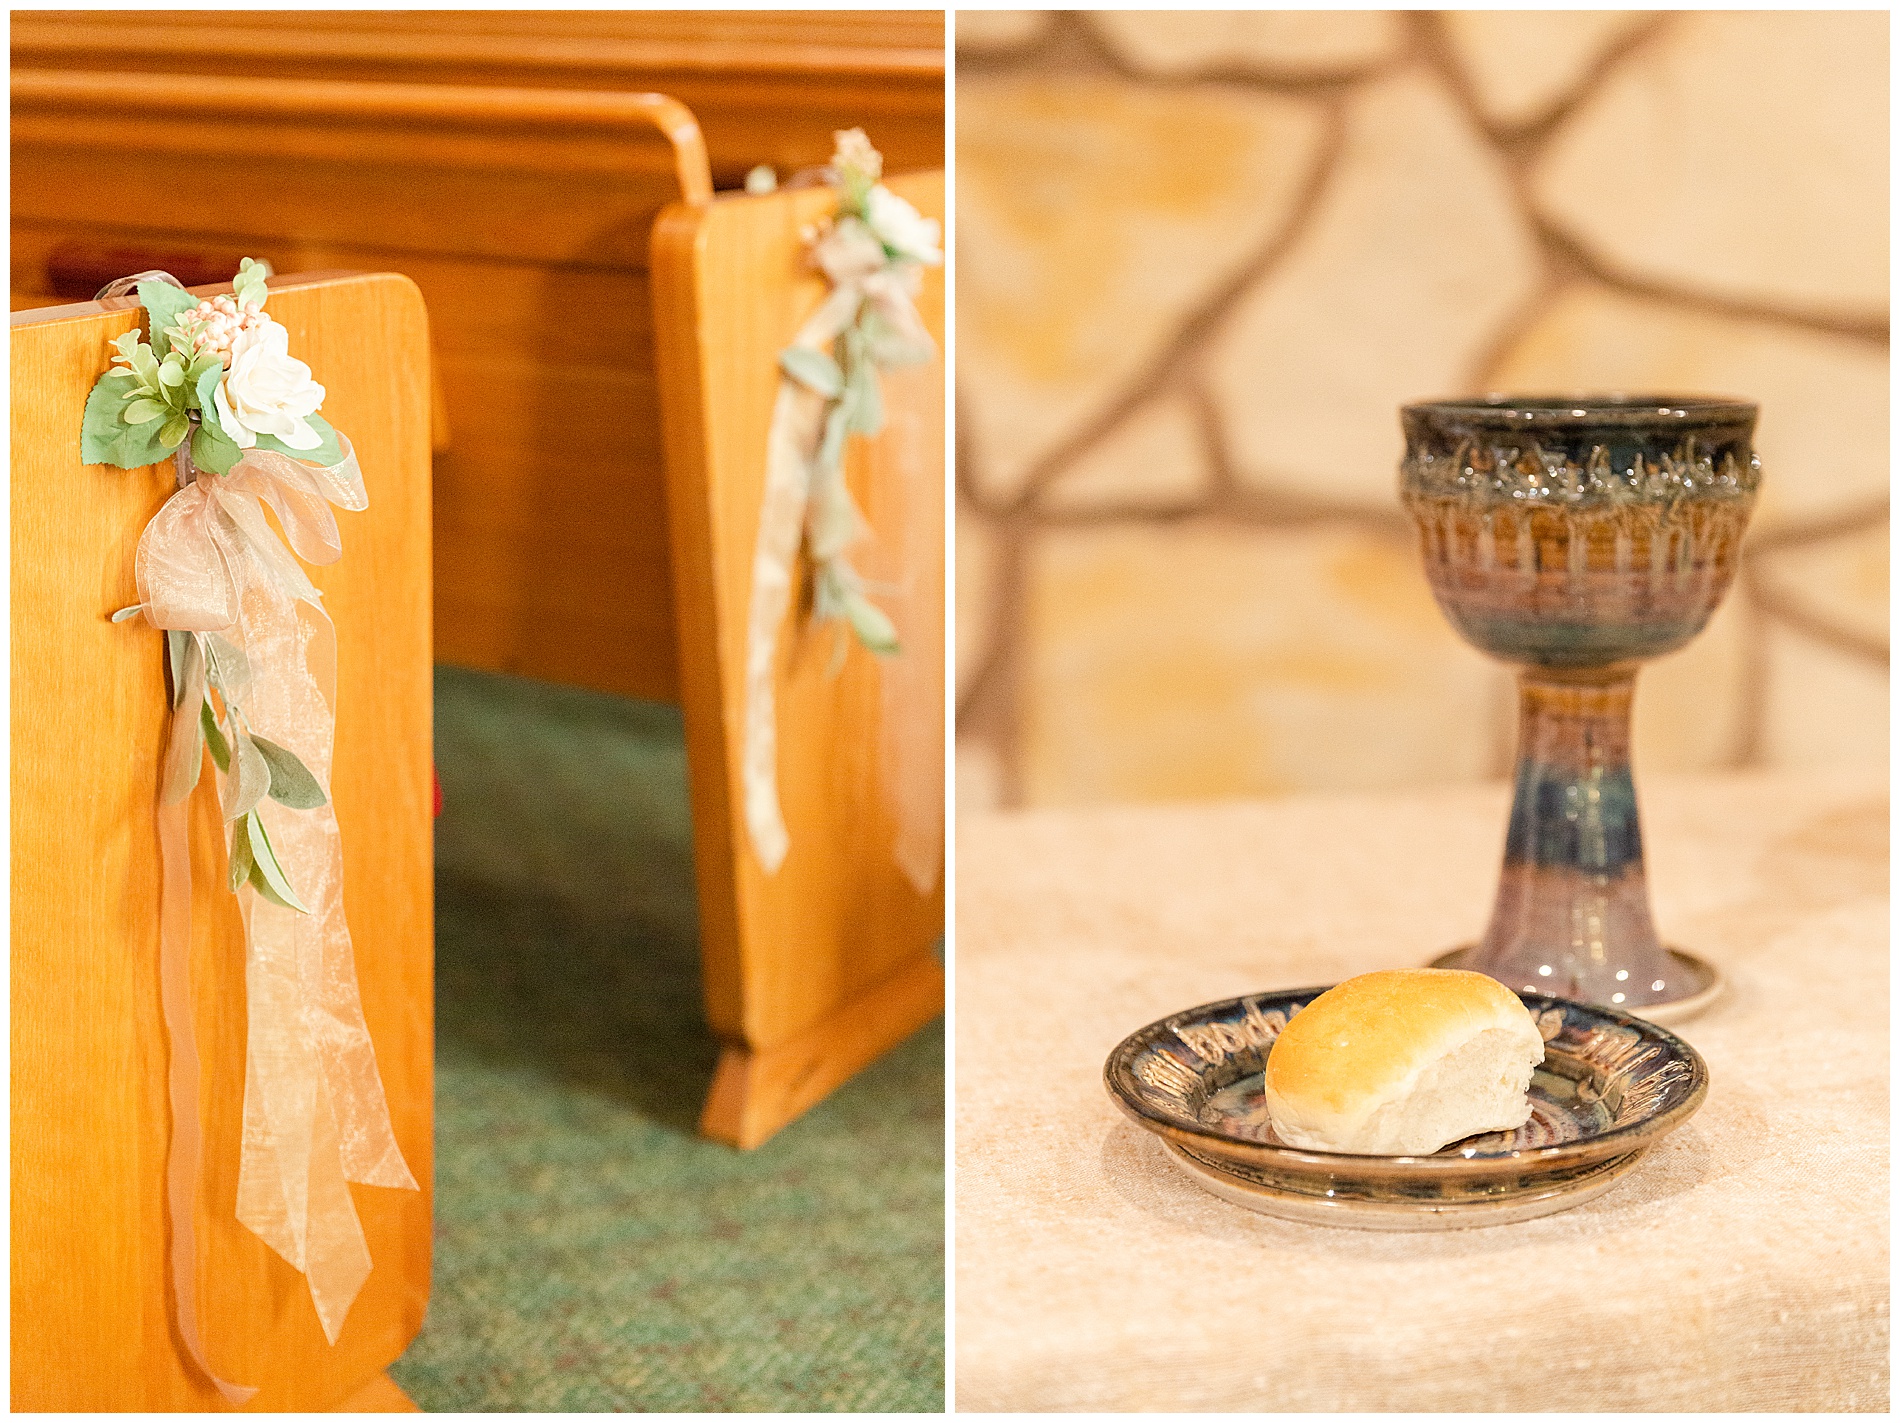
11 273 434 1409
13 70 712 702
10 9 946 190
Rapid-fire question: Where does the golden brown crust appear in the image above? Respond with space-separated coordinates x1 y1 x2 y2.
1264 968 1531 1113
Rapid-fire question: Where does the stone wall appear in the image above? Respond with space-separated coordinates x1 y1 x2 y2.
955 10 1888 811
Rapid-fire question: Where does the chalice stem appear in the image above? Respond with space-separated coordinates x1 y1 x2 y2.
1472 667 1676 1006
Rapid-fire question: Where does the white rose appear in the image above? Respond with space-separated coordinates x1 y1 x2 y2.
213 317 325 451
864 186 943 266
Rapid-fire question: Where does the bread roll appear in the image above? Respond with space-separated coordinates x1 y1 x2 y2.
1260 968 1544 1156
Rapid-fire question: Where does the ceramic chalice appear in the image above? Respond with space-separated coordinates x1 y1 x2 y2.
1400 395 1760 1020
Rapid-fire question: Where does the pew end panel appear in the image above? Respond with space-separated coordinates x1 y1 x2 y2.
653 172 947 1150
11 272 434 1410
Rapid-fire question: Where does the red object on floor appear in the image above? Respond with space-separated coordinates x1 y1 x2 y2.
432 765 442 818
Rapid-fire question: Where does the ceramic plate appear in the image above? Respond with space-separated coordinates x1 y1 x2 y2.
1104 987 1707 1230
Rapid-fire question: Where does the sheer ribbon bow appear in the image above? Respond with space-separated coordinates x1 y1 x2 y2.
139 435 416 1401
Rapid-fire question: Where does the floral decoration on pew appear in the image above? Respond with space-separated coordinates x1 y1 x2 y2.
84 258 343 476
84 263 416 1401
776 128 942 657
93 260 344 908
744 131 943 877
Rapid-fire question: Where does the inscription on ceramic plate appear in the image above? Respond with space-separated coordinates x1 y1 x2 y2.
1172 997 1302 1065
1132 1050 1202 1101
1571 1023 1693 1122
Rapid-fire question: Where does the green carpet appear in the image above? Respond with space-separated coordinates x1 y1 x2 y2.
387 666 944 1411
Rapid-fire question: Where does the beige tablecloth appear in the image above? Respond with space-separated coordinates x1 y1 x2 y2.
955 770 1888 1412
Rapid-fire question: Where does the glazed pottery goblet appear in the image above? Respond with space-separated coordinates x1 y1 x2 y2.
1400 395 1760 1018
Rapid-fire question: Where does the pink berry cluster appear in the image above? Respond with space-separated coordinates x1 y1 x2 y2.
170 294 266 365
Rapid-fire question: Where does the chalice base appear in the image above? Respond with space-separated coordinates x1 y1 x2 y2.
1427 944 1724 1025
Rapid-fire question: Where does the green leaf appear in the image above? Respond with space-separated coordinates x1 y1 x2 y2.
779 345 844 398
233 257 271 310
192 358 224 421
253 413 343 468
160 636 206 805
222 728 271 823
227 813 255 893
128 341 162 391
137 281 197 358
201 699 230 773
110 603 145 623
164 724 205 804
157 355 186 389
166 630 190 704
86 367 137 402
124 398 169 425
842 360 884 437
806 479 864 563
842 589 900 656
813 403 850 486
202 632 252 697
160 412 191 448
244 811 309 913
191 413 242 476
859 306 934 367
811 560 845 622
251 734 328 810
81 372 181 468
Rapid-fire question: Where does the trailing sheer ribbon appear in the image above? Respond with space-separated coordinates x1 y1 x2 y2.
139 433 416 1395
872 359 945 896
743 255 943 891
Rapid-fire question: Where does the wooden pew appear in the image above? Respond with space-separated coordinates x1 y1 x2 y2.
654 174 947 1147
12 69 711 703
11 72 945 1147
11 273 435 1410
10 9 946 191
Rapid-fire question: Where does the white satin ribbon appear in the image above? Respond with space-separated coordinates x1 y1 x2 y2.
156 796 256 1404
743 372 826 874
742 260 942 891
139 433 417 1385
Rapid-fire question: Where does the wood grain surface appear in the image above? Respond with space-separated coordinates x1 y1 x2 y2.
332 1370 422 1412
12 70 711 704
11 10 945 189
653 173 946 1147
11 273 434 1410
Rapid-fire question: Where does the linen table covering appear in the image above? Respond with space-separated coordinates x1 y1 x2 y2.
956 770 1888 1412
